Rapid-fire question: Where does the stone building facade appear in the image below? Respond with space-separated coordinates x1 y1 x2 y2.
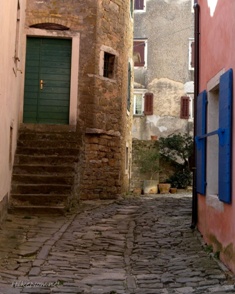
0 0 133 217
24 0 133 200
132 0 194 140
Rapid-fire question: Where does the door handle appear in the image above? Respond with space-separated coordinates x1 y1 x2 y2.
40 79 44 90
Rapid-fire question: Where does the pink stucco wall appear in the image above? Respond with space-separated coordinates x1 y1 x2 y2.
0 0 25 215
197 0 235 273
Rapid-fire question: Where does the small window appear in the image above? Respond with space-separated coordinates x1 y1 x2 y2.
189 95 194 119
103 52 115 78
191 0 195 13
125 145 129 172
144 92 153 115
189 40 195 71
180 96 190 119
133 93 144 115
9 125 13 167
130 0 134 17
127 62 132 111
134 0 145 11
133 40 147 67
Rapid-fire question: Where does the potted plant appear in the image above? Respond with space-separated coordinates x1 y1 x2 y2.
158 182 171 194
138 147 161 194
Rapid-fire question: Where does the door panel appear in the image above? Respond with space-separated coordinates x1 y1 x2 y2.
23 37 71 124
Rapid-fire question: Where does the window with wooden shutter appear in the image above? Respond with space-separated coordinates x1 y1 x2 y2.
195 69 233 203
133 40 146 67
134 0 144 10
127 62 131 111
180 96 190 119
144 92 153 115
195 91 207 195
218 69 233 203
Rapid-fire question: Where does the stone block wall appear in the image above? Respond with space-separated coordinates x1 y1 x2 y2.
80 0 133 199
25 0 133 200
80 131 122 200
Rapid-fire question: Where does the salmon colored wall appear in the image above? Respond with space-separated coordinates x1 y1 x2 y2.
197 0 235 274
0 1 25 214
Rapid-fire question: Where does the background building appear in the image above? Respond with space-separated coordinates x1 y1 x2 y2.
133 0 194 140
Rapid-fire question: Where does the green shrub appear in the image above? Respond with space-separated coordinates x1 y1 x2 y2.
159 133 193 188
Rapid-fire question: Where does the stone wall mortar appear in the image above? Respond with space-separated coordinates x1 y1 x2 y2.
25 0 133 200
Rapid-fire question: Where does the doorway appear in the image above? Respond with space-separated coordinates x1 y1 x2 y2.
23 37 72 124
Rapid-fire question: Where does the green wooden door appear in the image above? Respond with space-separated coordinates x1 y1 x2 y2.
23 37 71 124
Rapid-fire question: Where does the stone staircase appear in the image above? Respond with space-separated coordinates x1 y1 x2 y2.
9 126 80 214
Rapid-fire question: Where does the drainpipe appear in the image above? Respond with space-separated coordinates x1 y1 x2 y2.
191 2 200 229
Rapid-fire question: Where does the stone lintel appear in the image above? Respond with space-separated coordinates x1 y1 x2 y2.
85 128 121 137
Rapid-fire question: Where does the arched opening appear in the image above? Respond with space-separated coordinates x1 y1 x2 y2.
30 23 69 31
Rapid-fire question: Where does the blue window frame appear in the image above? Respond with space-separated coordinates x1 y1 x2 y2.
195 69 233 204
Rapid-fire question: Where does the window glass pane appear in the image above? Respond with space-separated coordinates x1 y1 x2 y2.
133 41 145 67
134 94 143 115
134 0 144 10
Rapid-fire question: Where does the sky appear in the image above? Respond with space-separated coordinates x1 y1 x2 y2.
207 0 218 16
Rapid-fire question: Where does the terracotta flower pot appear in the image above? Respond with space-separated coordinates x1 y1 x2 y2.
143 180 158 194
170 187 177 194
158 183 171 194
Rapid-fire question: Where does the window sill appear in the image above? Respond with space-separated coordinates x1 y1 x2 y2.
134 10 146 13
88 74 117 83
133 114 144 117
134 66 147 69
206 194 224 212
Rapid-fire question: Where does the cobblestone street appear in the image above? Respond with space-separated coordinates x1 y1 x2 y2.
0 193 235 294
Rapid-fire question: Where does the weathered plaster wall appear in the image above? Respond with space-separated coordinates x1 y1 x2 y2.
133 0 194 139
197 0 235 274
25 0 133 199
0 0 26 220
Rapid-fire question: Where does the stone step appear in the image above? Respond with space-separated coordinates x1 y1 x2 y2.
14 154 78 165
10 127 80 214
18 131 80 142
13 165 75 175
11 184 71 195
10 194 69 206
8 205 66 215
12 174 74 185
17 139 79 149
16 147 79 156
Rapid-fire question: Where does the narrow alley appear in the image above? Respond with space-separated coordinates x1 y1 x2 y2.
0 193 234 294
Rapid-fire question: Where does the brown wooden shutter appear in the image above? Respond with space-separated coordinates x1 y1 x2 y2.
191 41 195 68
134 0 144 10
180 96 190 119
144 93 153 115
133 41 145 66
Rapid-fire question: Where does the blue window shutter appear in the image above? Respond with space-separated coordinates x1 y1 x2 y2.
218 69 233 204
196 90 207 195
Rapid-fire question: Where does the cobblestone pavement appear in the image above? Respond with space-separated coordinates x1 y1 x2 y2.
0 193 235 294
